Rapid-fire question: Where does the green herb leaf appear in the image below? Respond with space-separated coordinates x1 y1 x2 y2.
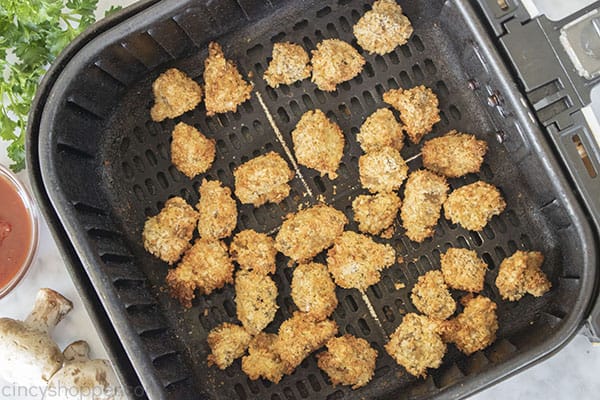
105 5 123 17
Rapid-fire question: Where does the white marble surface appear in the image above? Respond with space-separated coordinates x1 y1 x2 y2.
0 0 599 398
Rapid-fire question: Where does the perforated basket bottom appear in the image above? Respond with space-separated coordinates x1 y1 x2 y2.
99 1 561 399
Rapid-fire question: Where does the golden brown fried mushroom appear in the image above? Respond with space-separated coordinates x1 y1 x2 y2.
385 313 446 377
166 239 233 308
352 192 401 236
326 231 395 291
292 109 345 179
242 333 287 383
150 68 202 122
203 42 253 116
207 323 251 370
359 146 408 193
495 250 551 301
357 108 404 153
353 0 413 55
196 180 237 240
234 151 295 207
235 270 279 335
411 270 456 320
317 335 378 389
383 86 440 143
291 263 338 321
264 42 311 88
311 39 365 91
230 230 277 275
444 181 506 231
170 122 215 179
275 204 347 262
142 197 198 265
422 131 488 178
400 170 448 242
441 248 488 292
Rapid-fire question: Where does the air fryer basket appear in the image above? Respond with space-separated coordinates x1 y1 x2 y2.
30 0 598 399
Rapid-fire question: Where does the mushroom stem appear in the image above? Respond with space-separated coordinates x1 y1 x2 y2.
25 288 73 333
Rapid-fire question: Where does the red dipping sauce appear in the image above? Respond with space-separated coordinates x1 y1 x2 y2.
0 165 38 298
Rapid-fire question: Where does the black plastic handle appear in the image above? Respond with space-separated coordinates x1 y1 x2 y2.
477 0 600 341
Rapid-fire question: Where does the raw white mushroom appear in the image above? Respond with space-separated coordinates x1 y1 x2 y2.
45 341 123 400
0 288 73 386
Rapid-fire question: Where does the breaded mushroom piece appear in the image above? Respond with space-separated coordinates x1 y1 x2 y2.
383 86 440 143
441 248 487 292
357 108 404 153
495 250 551 301
230 230 277 275
352 192 401 236
440 295 498 355
317 335 378 389
196 180 237 240
353 0 413 55
166 238 233 308
234 151 295 207
401 170 449 242
143 197 198 265
311 39 366 92
275 204 347 262
274 312 338 373
411 270 456 320
207 323 251 370
171 122 215 179
292 109 345 179
422 131 488 178
242 333 287 383
291 263 338 321
326 231 396 291
203 42 253 116
359 146 408 193
150 68 202 122
385 313 446 377
444 181 506 231
235 270 279 335
264 42 312 88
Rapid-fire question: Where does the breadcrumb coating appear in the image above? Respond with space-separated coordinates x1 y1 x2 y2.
400 170 449 242
495 251 551 301
150 68 202 122
196 179 237 240
275 204 347 262
207 323 251 369
292 109 345 179
274 312 338 373
352 192 401 236
444 181 506 231
291 263 338 321
203 42 253 116
441 248 487 292
422 131 488 178
311 39 365 91
383 86 440 143
359 146 408 193
411 270 456 320
170 122 215 179
357 108 404 153
353 0 413 55
235 270 279 335
317 335 378 389
234 151 295 207
326 231 395 291
385 313 446 377
264 42 311 88
242 333 287 383
230 230 277 275
143 197 198 265
440 295 498 355
166 239 233 308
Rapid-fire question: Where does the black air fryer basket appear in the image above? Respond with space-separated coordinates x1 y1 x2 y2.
26 0 600 399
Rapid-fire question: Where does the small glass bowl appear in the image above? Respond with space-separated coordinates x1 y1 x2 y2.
0 164 39 299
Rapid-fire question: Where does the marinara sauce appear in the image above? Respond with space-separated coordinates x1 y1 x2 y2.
0 175 33 289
